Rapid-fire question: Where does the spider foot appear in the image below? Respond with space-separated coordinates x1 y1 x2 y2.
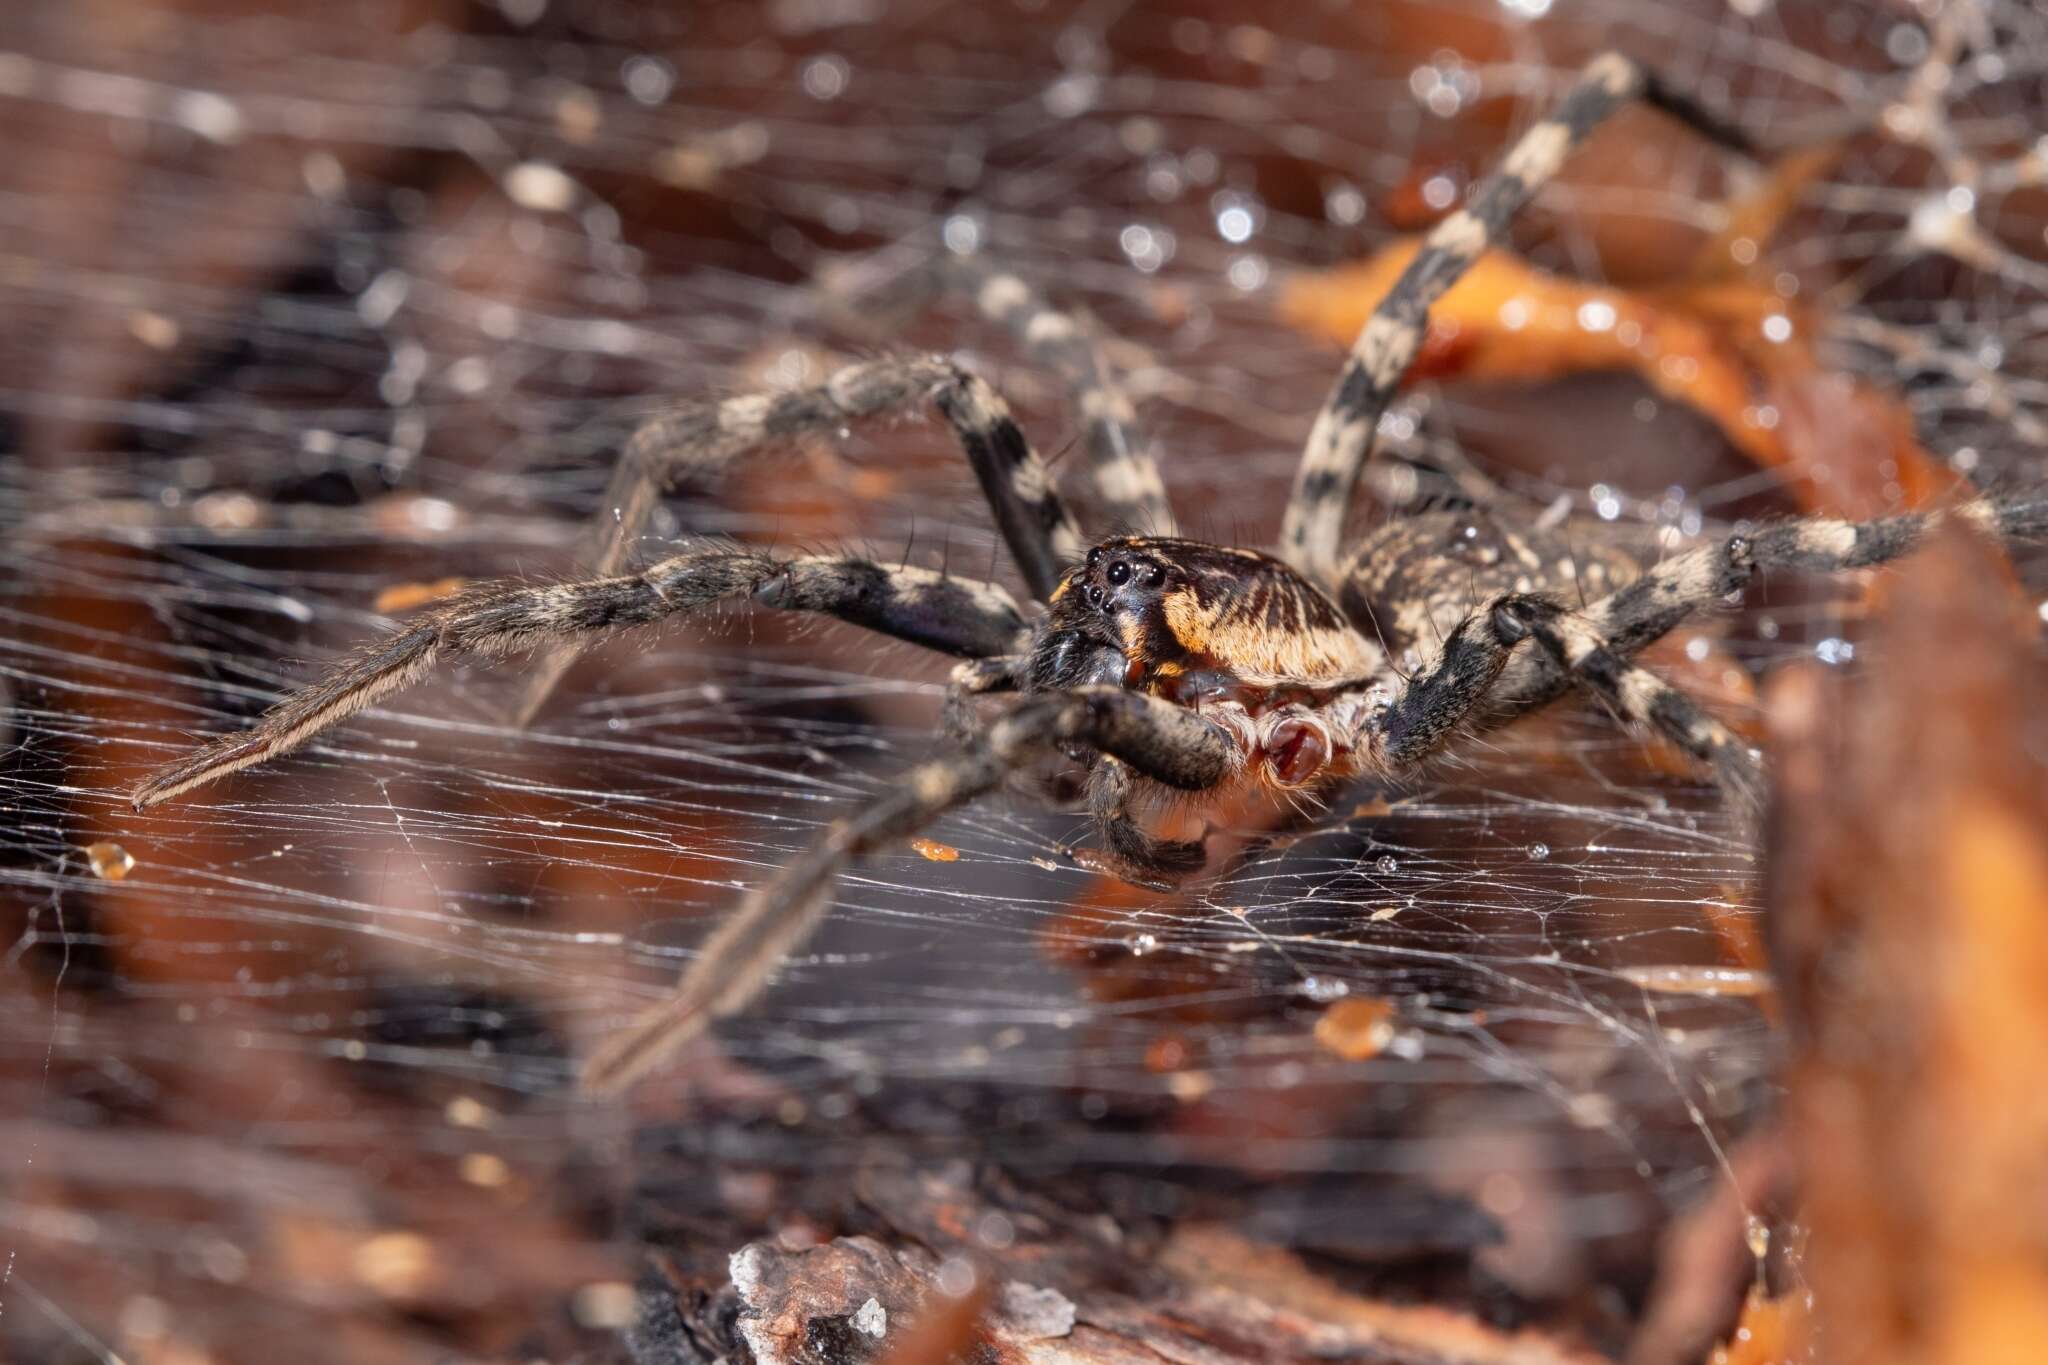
1064 844 1196 893
1066 817 1211 891
1487 593 1558 646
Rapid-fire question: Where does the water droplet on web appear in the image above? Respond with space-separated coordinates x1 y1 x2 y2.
1374 854 1398 874
84 841 135 880
1127 932 1158 956
936 1255 978 1296
1299 976 1348 1002
1314 997 1393 1059
1527 842 1550 861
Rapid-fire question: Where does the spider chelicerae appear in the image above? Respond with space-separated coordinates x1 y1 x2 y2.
131 53 2045 1093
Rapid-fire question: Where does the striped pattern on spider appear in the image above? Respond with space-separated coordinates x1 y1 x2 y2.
129 53 2048 1095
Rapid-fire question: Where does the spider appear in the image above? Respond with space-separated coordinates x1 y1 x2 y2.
130 54 2044 1094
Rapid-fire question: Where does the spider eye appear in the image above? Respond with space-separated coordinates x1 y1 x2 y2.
1105 560 1132 587
1142 564 1166 589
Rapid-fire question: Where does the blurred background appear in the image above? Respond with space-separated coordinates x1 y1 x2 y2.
1 0 2044 1361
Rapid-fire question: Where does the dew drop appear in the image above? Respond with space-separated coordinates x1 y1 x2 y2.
1526 842 1550 862
1299 975 1348 1002
1314 997 1394 1059
1374 854 1398 874
84 841 135 881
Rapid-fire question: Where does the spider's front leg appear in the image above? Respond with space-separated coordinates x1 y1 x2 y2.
131 551 1029 810
941 662 1204 887
1081 756 1210 890
940 655 1023 741
514 353 1083 724
579 686 1238 1094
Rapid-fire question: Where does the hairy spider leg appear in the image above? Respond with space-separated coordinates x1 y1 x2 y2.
1369 609 1526 769
579 685 1237 1094
1085 755 1208 885
512 354 1082 725
1499 597 1764 808
1495 493 2048 707
1280 51 1757 584
824 248 1177 536
131 551 1029 810
1359 494 2048 808
1495 495 2048 805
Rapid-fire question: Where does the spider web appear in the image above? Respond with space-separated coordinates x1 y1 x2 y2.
1 0 2043 1359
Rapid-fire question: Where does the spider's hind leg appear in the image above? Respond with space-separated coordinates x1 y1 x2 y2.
1493 596 1764 809
1472 494 2048 805
822 248 1177 536
1490 492 2048 714
1372 608 1528 770
1281 51 1756 583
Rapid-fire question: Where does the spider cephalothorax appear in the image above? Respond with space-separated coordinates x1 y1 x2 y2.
1030 537 1387 791
128 52 2047 1095
1041 538 1381 696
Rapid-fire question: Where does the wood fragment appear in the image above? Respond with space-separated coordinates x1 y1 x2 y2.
1279 244 1958 518
1766 525 2048 1364
645 1163 1587 1365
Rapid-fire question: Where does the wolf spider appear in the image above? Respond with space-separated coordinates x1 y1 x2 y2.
131 54 2044 1092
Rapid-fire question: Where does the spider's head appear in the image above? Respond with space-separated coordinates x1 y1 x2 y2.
1029 537 1381 698
1026 545 1141 691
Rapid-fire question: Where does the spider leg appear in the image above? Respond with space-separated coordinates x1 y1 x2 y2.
1493 493 2048 707
1280 52 1755 583
1493 597 1763 808
1371 610 1527 769
579 686 1238 1094
824 249 1177 535
1364 585 1760 805
1085 756 1208 887
1396 494 2048 799
942 669 1205 883
941 655 1024 741
131 551 1029 810
512 353 1081 724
